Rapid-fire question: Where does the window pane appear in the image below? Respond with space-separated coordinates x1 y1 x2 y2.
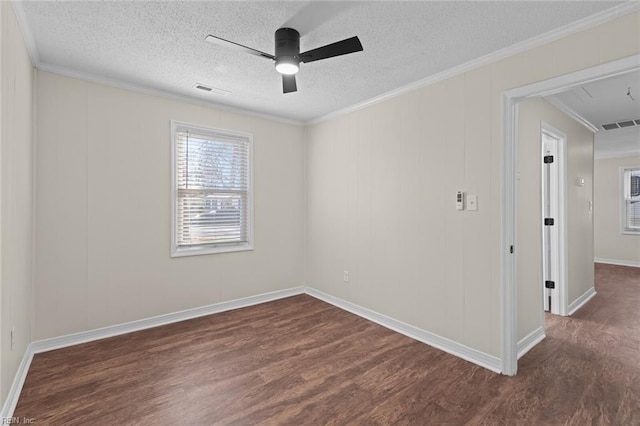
176 131 249 191
173 123 252 252
624 168 640 233
177 192 248 246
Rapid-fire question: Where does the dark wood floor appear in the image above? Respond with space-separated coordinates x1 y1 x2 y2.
15 263 639 425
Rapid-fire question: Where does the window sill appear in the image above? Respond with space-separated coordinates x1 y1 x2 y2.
171 243 254 257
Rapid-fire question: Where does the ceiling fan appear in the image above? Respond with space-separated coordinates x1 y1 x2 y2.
205 28 363 94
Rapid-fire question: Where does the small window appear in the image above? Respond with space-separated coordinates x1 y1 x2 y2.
622 167 640 234
171 121 253 256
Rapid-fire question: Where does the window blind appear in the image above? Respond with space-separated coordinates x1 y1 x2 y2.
175 126 250 248
623 168 640 232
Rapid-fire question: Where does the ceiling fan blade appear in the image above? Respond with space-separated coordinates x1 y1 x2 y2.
205 35 275 60
282 74 297 93
300 36 363 63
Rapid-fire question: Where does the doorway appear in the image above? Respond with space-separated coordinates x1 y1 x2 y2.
541 124 567 315
501 53 640 376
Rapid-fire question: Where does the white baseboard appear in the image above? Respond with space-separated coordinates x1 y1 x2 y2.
594 257 640 268
3 284 506 418
568 287 597 316
30 286 304 354
305 287 502 374
517 326 545 359
1 286 304 418
1 344 35 419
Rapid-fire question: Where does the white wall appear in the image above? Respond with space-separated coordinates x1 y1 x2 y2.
594 155 640 265
0 3 34 401
13 6 640 375
34 71 305 340
517 98 594 340
305 12 638 359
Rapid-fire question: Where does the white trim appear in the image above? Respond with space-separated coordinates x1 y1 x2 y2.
0 345 34 419
502 54 640 377
568 287 597 316
170 120 254 258
305 288 502 374
541 122 569 317
505 56 640 101
31 287 303 354
595 257 640 268
10 1 39 65
10 1 639 127
37 63 304 127
1 286 304 418
502 93 518 376
1 284 506 417
517 327 545 359
309 2 640 125
620 166 640 235
544 97 598 133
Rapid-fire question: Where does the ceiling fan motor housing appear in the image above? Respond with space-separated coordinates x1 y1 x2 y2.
275 28 301 66
206 25 362 92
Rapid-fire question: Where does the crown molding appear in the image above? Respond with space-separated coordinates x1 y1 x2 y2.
36 63 304 126
307 1 640 125
10 1 40 64
10 1 640 127
544 96 599 133
12 3 306 127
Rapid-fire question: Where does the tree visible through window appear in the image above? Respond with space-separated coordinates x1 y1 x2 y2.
622 167 640 234
171 122 252 256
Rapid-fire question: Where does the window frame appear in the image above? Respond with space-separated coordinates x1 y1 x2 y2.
170 120 254 257
620 165 640 235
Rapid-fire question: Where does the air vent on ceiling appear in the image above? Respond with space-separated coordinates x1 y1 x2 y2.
602 118 640 131
194 84 212 92
193 83 231 96
602 123 620 130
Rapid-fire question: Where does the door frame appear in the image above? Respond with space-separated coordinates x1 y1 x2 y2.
501 53 640 376
540 122 568 316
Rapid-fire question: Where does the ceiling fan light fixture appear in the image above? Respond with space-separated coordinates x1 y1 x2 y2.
275 58 299 75
206 26 362 93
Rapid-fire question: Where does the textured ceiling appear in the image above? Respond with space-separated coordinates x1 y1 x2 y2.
549 70 640 128
18 1 625 123
547 70 640 158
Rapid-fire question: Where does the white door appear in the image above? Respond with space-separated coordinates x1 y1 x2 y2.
541 131 561 314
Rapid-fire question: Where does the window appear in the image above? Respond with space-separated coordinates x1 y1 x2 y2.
171 121 253 256
622 167 640 234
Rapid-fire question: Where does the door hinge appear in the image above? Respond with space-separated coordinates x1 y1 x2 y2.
545 280 555 289
544 155 554 164
544 218 555 226
510 245 514 254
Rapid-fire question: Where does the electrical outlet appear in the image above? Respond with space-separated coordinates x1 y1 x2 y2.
11 327 14 351
343 270 349 282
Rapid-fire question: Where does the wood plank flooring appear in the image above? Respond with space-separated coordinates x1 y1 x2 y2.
14 263 640 424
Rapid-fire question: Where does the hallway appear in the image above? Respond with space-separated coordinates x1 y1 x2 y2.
485 263 640 424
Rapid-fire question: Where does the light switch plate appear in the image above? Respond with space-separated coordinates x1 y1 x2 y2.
467 194 478 211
